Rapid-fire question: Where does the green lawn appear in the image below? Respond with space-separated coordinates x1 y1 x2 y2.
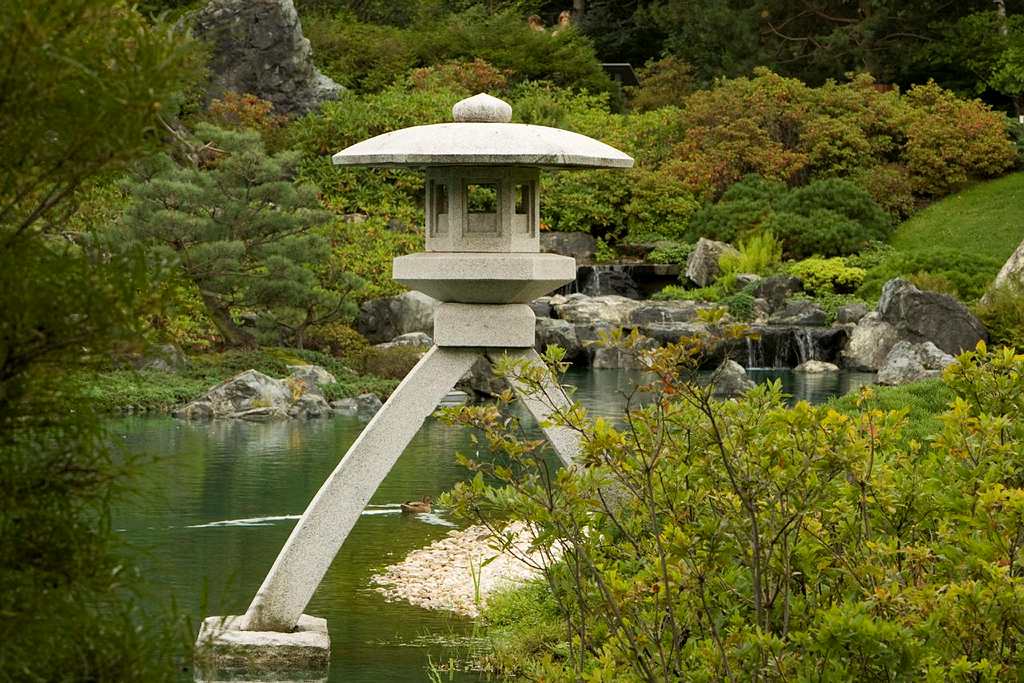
891 172 1024 261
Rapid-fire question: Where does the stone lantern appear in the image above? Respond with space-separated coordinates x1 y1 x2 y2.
195 94 633 676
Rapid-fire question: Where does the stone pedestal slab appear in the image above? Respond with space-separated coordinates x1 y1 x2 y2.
194 614 328 680
434 303 535 347
393 252 575 303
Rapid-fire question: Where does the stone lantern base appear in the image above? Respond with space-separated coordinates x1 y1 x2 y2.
194 614 329 682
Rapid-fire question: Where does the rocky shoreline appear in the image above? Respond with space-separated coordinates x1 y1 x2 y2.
371 522 554 618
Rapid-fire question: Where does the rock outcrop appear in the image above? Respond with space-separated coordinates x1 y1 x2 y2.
192 0 342 115
540 232 597 263
795 360 840 373
876 341 955 386
685 238 739 288
710 360 755 397
355 291 439 344
877 279 987 356
175 365 340 420
841 312 900 371
331 393 383 419
769 300 827 326
983 237 1024 302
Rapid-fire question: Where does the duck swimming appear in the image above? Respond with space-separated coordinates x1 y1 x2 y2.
400 496 432 514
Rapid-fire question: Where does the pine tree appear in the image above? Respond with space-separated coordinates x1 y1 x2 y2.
121 123 362 348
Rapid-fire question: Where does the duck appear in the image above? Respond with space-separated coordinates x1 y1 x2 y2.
400 496 432 514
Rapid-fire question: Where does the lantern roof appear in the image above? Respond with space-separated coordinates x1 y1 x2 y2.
332 93 634 170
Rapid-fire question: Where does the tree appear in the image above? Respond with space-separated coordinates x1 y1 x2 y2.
120 124 362 348
0 0 200 679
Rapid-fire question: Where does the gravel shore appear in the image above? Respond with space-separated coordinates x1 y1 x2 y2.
371 522 552 618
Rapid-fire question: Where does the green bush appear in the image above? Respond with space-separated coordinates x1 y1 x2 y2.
857 248 1003 302
646 241 693 265
788 257 866 296
446 342 1024 680
303 9 616 96
975 283 1024 350
691 176 891 259
719 230 782 276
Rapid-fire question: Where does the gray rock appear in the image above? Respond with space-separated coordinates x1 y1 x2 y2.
769 300 827 326
877 279 987 355
876 341 955 386
685 238 739 288
135 343 189 373
355 291 439 344
794 360 840 373
529 297 553 318
286 364 337 392
374 332 433 350
552 295 640 326
540 232 597 263
288 392 330 419
751 298 772 324
628 300 711 325
841 312 900 371
457 357 509 398
175 400 214 420
734 273 762 289
180 370 292 419
638 322 709 346
983 237 1024 302
710 359 755 397
330 393 383 419
835 303 869 325
535 317 583 360
754 275 804 310
192 0 342 115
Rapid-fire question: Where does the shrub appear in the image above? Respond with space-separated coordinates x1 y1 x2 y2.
691 176 891 259
687 175 785 244
857 248 1003 301
625 56 697 112
850 163 918 220
719 230 782 276
975 283 1024 349
901 82 1018 195
444 341 1024 680
409 58 511 95
789 257 866 296
646 241 693 265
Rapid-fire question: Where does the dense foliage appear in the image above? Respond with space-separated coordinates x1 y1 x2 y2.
0 0 200 678
446 340 1024 681
120 124 362 348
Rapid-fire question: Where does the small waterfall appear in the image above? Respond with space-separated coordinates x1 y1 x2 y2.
795 328 816 364
745 336 762 369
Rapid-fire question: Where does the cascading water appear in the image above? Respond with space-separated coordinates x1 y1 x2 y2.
795 327 816 364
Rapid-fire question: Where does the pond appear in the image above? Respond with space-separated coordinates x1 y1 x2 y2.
111 367 874 682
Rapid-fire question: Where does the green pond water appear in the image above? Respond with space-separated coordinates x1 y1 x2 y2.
110 367 873 682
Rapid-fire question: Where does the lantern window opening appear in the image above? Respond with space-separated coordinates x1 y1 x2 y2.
466 183 499 214
429 180 448 237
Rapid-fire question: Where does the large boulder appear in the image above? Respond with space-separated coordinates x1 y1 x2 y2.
710 360 755 397
754 275 804 310
794 360 840 373
374 332 433 350
552 294 640 326
192 0 342 115
175 370 292 420
355 291 439 344
535 318 583 360
983 237 1024 302
685 238 739 288
331 393 383 420
769 300 827 326
877 279 987 355
540 232 597 263
133 343 189 373
835 303 869 325
628 300 713 325
286 364 336 392
876 341 955 386
841 312 900 371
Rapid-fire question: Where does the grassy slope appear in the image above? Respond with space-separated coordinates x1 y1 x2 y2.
890 172 1024 261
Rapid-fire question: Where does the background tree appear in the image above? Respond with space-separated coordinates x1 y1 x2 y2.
0 0 200 679
120 124 361 349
